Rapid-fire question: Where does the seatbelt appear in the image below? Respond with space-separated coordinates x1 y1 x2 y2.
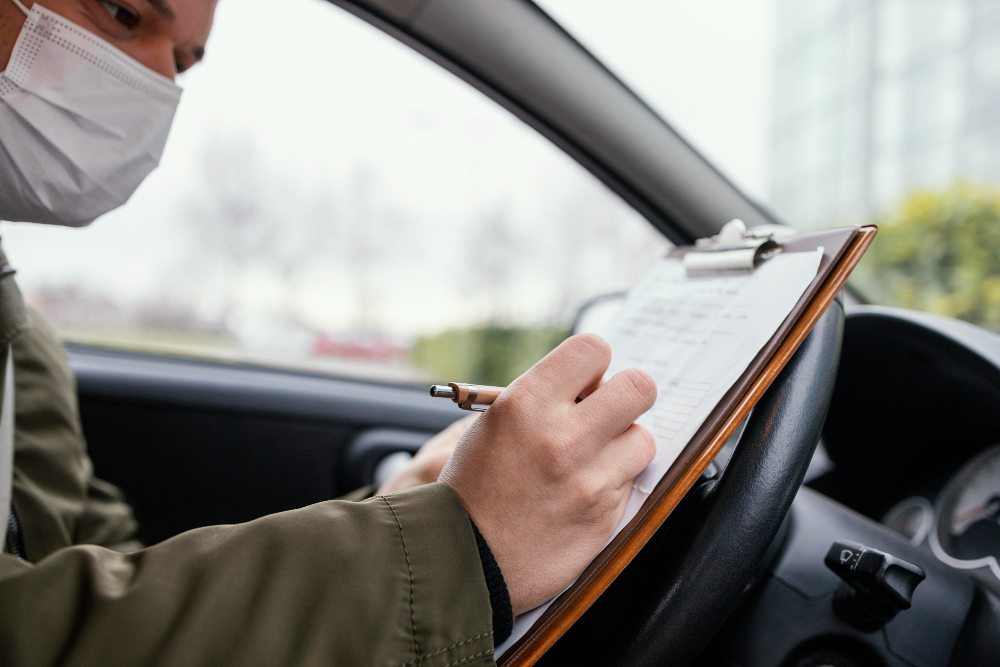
0 348 14 552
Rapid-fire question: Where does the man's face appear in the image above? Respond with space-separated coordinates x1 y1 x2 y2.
0 0 218 79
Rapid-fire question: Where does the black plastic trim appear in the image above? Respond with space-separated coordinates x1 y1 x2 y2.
68 344 459 433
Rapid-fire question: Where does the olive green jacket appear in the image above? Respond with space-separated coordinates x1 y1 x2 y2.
0 246 495 666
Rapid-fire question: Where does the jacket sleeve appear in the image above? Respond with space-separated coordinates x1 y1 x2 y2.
9 308 140 557
0 482 497 666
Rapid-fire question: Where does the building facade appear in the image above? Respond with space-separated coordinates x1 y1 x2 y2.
769 0 1000 228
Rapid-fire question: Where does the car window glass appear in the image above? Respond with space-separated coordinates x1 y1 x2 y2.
0 0 668 386
540 0 1000 332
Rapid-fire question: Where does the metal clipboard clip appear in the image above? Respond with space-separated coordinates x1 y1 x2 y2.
683 219 783 275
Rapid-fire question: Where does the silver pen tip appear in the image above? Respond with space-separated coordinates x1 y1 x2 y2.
429 385 457 399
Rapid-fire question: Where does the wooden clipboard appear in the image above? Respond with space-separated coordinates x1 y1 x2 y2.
499 224 877 666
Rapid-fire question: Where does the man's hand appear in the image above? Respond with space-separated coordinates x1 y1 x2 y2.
440 334 657 615
377 416 477 495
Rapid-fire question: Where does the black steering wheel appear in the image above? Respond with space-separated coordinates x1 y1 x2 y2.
543 301 845 665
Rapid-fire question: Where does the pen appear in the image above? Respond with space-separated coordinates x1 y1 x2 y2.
429 382 504 412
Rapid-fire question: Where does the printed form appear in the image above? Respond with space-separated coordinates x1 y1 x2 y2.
498 248 823 657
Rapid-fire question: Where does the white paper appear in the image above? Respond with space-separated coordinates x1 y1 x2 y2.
497 249 822 657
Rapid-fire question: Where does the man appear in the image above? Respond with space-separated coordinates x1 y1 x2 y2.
0 0 657 664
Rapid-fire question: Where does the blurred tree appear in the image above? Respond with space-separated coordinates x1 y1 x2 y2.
344 165 379 332
468 203 521 325
540 180 668 326
185 135 274 319
183 132 341 325
854 184 1000 331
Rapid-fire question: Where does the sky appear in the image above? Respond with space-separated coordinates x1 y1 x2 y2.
0 0 778 341
538 0 777 201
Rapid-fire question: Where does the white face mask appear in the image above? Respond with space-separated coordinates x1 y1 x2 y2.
0 0 182 226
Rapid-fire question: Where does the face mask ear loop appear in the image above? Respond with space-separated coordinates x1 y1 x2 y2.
9 0 29 16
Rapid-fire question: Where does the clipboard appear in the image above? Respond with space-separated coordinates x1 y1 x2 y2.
499 222 878 665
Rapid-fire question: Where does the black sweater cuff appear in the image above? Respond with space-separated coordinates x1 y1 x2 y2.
470 521 513 646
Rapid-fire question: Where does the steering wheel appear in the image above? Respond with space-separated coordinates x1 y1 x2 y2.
542 301 845 665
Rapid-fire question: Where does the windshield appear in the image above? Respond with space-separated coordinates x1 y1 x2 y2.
540 0 1000 332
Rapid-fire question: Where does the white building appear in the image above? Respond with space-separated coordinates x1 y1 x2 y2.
769 1 1000 228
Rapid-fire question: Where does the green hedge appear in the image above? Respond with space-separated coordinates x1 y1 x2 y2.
854 183 1000 331
410 325 569 387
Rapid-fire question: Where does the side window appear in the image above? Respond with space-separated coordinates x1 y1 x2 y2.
1 0 668 386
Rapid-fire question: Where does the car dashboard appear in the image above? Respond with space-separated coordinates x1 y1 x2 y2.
697 305 1000 666
810 306 1000 595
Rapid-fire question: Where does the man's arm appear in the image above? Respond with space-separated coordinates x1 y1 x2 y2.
9 309 140 558
4 309 496 663
0 484 496 665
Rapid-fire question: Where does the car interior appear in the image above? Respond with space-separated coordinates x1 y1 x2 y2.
45 1 1000 665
